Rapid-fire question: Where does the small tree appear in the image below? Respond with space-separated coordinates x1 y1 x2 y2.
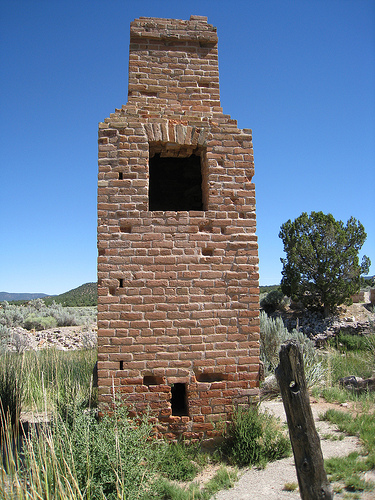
279 211 371 316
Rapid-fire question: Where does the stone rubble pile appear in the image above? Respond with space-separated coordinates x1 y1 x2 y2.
7 325 97 352
273 304 374 345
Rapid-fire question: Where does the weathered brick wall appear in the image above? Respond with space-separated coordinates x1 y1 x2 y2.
97 15 259 442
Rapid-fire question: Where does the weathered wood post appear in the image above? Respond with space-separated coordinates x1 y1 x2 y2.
275 340 333 500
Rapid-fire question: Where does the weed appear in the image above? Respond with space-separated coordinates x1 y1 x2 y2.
322 409 375 493
21 348 97 411
221 405 291 467
202 467 237 497
329 332 375 353
2 401 161 500
283 482 298 491
153 466 237 500
320 346 375 402
322 432 344 441
157 441 201 482
333 484 343 493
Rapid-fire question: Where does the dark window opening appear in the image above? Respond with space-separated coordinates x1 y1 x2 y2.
119 278 124 288
118 172 123 180
196 372 227 383
119 360 124 370
202 247 214 257
149 153 203 211
143 375 164 386
171 383 188 416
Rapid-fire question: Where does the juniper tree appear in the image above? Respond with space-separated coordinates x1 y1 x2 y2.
279 211 370 316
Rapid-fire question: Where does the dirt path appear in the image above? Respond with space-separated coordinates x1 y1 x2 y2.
214 399 375 500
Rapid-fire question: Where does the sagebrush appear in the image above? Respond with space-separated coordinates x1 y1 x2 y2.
259 311 325 386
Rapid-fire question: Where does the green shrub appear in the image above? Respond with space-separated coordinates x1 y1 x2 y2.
0 301 26 327
157 441 201 481
260 290 288 313
24 313 57 331
222 405 290 467
0 301 96 333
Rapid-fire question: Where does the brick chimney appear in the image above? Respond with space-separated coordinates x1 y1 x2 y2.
97 15 259 443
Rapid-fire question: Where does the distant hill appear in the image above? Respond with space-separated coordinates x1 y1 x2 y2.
44 282 97 307
259 285 280 294
0 291 48 302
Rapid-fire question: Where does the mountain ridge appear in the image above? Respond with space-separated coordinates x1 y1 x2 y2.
1 282 97 306
0 291 48 302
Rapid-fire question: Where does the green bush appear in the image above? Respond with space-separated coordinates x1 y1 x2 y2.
260 290 288 313
0 301 26 327
0 301 97 333
157 441 200 481
222 405 290 467
24 314 57 331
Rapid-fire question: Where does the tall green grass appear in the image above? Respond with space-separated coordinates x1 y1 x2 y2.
22 348 97 411
0 353 25 426
0 348 237 500
1 403 161 500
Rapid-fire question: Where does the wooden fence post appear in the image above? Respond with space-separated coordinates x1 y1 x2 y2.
275 340 333 500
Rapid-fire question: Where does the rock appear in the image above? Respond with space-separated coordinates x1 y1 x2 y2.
260 375 280 399
339 375 375 394
269 302 375 345
7 324 97 351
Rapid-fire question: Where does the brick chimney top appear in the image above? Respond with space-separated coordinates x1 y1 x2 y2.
130 16 217 44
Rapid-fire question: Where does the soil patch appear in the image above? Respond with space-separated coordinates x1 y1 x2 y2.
214 398 374 500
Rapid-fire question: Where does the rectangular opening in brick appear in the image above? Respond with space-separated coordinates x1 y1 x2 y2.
196 372 228 383
171 383 188 416
143 375 164 386
149 153 204 211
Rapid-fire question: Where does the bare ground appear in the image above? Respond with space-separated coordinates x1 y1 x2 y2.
213 398 375 500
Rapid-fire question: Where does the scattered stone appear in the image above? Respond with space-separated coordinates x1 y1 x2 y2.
7 325 97 351
270 302 375 345
339 375 375 394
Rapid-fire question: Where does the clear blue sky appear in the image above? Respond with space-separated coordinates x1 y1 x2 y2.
1 0 374 294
